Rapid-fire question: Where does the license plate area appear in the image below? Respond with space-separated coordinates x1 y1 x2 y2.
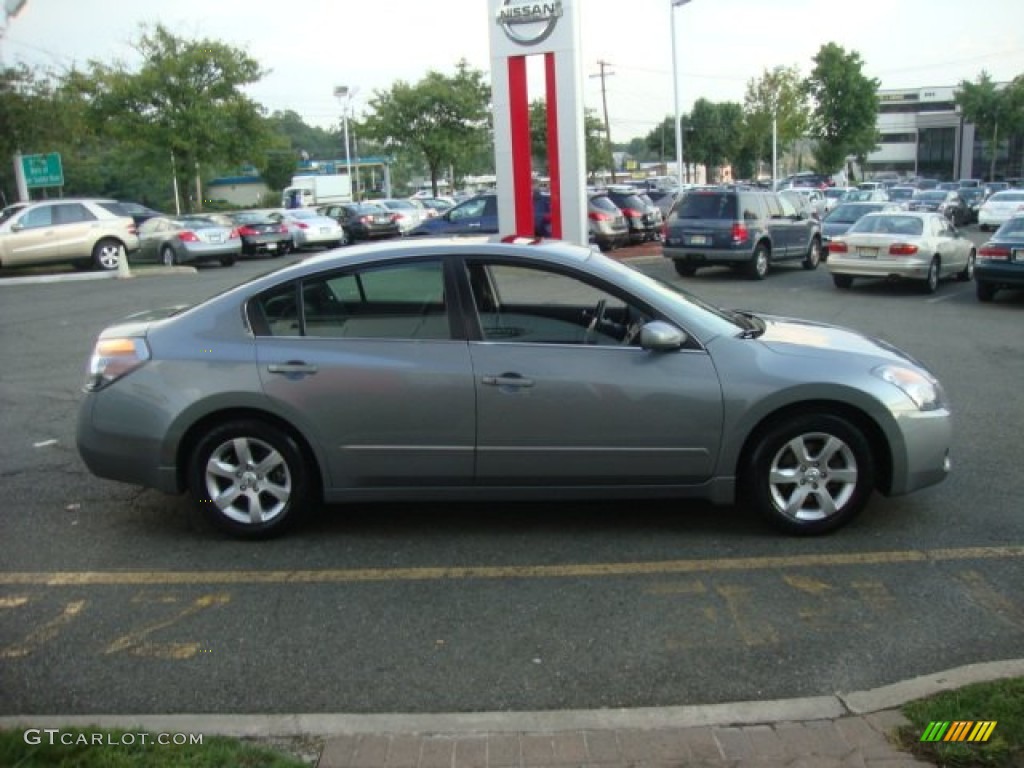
1013 249 1024 262
688 235 709 246
857 247 879 258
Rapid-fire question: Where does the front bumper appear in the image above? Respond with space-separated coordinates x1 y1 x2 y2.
887 406 953 496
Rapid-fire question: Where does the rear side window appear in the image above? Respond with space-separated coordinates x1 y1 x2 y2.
590 195 621 214
54 203 97 224
96 202 130 218
672 192 738 221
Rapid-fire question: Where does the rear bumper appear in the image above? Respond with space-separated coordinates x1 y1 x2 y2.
975 260 1024 287
663 244 752 265
827 255 932 280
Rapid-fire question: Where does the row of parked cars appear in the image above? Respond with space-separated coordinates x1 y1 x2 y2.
661 183 1024 301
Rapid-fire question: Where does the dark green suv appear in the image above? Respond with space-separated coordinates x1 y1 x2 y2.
662 187 822 279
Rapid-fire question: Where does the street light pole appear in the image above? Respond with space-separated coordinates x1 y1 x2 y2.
670 0 692 190
334 85 353 199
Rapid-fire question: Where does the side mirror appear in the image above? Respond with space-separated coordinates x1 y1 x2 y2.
640 321 688 351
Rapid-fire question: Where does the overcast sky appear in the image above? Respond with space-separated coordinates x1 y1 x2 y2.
5 0 1024 143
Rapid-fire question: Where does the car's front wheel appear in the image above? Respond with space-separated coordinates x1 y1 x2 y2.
187 420 313 539
744 413 875 535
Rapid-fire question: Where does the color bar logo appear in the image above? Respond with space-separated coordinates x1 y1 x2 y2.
921 721 997 742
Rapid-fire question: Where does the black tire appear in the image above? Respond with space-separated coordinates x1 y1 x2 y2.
673 261 697 277
747 244 769 280
976 280 996 302
832 273 854 290
339 228 351 246
160 245 177 267
92 238 123 271
956 250 975 282
187 419 313 539
922 257 940 294
220 256 236 267
802 237 822 270
743 412 875 535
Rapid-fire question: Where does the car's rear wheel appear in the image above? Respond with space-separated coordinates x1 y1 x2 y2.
673 261 697 277
92 238 123 271
922 257 940 294
976 280 996 302
743 413 875 535
339 229 350 246
188 420 312 539
747 244 769 280
160 245 177 266
220 256 236 267
832 274 854 290
802 237 821 270
956 250 975 282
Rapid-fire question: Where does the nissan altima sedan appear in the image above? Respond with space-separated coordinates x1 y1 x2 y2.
76 238 952 539
826 212 975 293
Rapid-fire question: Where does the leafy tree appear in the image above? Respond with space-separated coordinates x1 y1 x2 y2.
957 71 1024 181
362 60 490 197
527 99 610 179
265 109 341 162
743 65 809 179
804 43 880 178
77 23 271 211
686 99 745 179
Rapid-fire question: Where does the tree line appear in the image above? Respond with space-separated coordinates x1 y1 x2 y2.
2 24 1021 211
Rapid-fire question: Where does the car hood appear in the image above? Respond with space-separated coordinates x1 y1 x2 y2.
751 314 923 367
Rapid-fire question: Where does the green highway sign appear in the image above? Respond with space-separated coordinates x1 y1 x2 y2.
21 153 64 188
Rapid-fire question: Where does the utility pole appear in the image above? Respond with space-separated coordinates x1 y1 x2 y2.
591 60 616 184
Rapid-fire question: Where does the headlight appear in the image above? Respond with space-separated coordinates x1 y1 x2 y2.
873 365 945 411
84 337 150 391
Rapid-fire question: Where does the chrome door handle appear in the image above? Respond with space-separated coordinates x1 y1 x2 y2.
267 362 318 375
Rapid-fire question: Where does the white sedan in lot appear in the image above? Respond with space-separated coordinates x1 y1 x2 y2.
978 190 1024 231
268 209 345 250
826 211 975 294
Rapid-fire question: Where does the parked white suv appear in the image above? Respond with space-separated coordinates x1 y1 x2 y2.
0 199 139 271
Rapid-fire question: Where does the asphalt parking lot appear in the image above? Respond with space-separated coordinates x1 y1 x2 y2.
1 231 1022 717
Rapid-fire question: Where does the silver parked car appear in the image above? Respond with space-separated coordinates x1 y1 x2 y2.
266 208 346 250
134 215 241 267
77 238 952 539
826 212 975 293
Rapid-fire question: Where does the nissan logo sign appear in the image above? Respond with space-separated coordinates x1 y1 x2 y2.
496 1 563 47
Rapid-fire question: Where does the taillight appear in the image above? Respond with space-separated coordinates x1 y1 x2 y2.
229 228 240 239
391 213 405 222
829 241 849 254
589 211 611 222
278 225 289 233
888 243 919 256
177 231 199 242
730 222 749 242
359 216 371 224
237 225 258 236
979 245 1010 260
621 208 640 218
293 222 309 230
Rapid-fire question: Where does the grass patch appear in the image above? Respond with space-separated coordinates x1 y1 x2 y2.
897 677 1024 767
0 727 315 767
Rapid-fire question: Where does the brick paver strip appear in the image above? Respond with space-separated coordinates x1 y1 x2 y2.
454 736 487 768
714 726 755 760
616 729 660 761
680 726 723 762
384 735 422 768
520 733 556 766
773 722 823 755
582 729 620 763
836 717 904 759
804 721 856 757
840 752 868 768
549 731 587 764
319 734 358 768
486 732 522 767
352 734 391 768
865 710 912 737
419 736 456 768
741 724 788 758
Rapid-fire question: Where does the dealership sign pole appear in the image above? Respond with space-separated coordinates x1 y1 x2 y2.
488 0 586 245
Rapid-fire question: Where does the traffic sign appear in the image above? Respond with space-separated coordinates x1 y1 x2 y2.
21 153 64 188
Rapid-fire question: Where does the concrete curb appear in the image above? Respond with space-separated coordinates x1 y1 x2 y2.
0 265 197 287
2 659 1020 739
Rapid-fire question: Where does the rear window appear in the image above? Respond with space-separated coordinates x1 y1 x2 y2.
589 194 621 214
672 192 738 221
611 193 647 211
991 192 1024 203
827 204 883 223
849 215 924 236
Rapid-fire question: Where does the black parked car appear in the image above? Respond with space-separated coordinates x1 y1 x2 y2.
320 202 401 242
605 188 661 243
662 186 822 279
224 211 292 257
906 190 970 226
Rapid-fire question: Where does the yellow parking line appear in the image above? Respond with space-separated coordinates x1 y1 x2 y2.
0 546 1021 587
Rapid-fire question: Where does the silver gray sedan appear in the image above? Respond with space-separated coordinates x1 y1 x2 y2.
134 215 241 267
76 238 952 539
826 211 976 293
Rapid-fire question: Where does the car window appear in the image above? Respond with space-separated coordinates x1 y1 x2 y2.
673 192 737 221
255 261 450 340
762 195 782 220
17 206 54 229
138 218 164 234
466 261 651 347
52 203 95 225
777 195 798 218
449 198 488 221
